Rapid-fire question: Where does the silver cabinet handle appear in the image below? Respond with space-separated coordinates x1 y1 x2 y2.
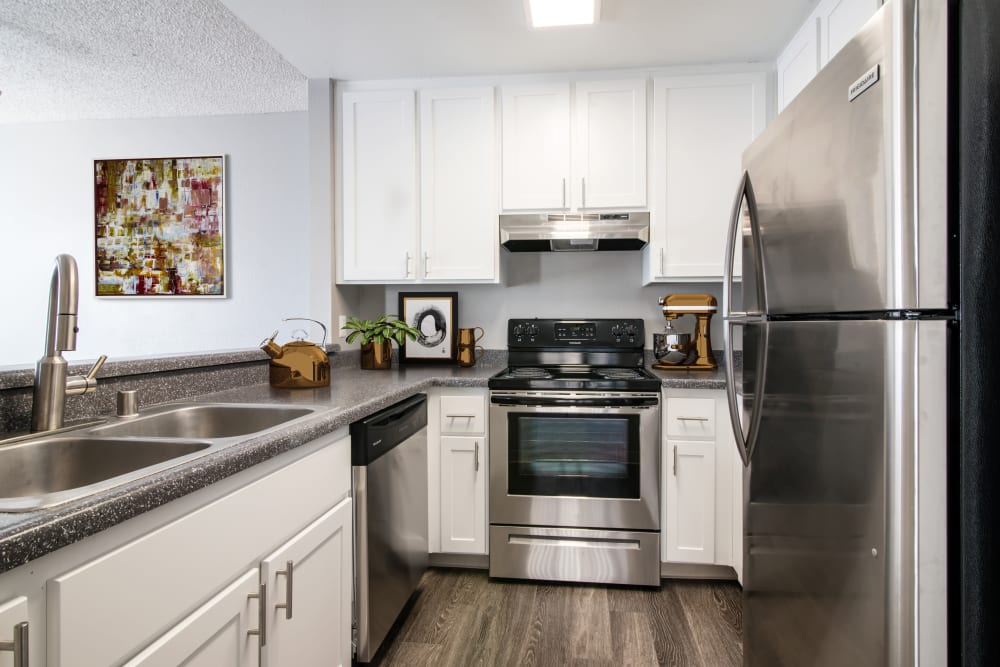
581 177 586 208
446 414 476 419
424 252 430 277
0 621 28 667
276 560 294 620
562 178 567 209
673 446 677 476
474 441 480 472
659 247 665 276
405 252 413 278
676 416 710 422
247 583 267 646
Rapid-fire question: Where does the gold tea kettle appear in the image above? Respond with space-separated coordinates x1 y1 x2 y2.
260 318 331 388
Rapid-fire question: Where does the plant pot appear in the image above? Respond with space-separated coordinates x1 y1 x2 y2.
360 341 393 370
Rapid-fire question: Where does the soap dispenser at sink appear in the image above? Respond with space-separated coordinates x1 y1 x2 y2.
260 318 331 389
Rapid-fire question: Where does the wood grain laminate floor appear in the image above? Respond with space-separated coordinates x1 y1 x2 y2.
374 569 743 667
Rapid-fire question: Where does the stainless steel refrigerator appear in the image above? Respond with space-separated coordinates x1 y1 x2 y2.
721 1 1000 664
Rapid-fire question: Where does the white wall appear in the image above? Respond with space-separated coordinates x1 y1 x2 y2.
380 252 737 350
0 112 310 367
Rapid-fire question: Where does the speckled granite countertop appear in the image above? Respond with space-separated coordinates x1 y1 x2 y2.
0 356 731 573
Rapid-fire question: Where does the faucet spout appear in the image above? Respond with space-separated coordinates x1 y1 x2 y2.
32 254 104 433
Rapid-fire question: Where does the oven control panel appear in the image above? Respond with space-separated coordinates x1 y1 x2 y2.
508 319 644 346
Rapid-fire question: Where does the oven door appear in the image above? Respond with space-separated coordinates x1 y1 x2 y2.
489 391 660 531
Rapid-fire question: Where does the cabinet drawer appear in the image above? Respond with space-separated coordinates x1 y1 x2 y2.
666 397 715 438
440 395 486 434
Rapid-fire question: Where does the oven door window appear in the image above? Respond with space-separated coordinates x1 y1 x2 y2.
507 413 640 499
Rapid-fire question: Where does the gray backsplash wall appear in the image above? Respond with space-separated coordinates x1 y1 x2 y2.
379 251 741 349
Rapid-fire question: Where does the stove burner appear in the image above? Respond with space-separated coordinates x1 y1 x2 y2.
595 368 645 380
506 367 553 378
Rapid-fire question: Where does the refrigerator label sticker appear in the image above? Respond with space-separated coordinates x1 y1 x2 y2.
849 64 881 102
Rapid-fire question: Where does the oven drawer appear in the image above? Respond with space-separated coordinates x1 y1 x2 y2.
489 525 660 586
440 395 486 434
665 397 715 438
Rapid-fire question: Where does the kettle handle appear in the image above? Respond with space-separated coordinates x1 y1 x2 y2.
282 318 327 346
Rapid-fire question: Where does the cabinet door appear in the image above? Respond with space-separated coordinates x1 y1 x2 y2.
0 596 28 667
819 0 882 65
341 90 418 281
664 440 716 564
419 87 498 281
261 497 353 667
776 19 821 111
649 73 766 282
574 79 647 209
125 570 260 667
440 435 487 554
501 83 571 211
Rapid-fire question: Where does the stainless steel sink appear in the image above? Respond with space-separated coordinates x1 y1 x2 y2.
94 404 316 439
0 436 212 512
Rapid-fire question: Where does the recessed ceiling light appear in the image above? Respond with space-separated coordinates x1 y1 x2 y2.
525 0 601 29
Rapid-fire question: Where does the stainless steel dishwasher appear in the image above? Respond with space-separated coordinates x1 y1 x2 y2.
350 393 428 663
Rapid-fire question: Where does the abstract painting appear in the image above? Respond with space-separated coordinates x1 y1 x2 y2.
94 156 225 296
398 292 458 363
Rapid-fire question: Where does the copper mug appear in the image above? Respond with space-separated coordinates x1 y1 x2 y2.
457 327 485 367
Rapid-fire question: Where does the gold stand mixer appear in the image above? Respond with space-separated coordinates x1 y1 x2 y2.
652 294 718 370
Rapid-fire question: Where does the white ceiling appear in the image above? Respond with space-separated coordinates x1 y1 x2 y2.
0 0 818 124
220 0 819 79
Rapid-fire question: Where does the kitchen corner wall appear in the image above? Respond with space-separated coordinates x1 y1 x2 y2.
0 111 311 367
380 251 740 350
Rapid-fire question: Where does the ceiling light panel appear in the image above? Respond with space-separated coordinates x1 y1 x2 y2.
526 0 601 28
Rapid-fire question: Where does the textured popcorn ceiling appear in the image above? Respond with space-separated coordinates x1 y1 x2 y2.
0 0 307 124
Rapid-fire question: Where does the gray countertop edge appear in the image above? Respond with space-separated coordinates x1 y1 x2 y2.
0 360 727 573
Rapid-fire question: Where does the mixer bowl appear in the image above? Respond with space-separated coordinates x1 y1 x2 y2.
653 332 693 365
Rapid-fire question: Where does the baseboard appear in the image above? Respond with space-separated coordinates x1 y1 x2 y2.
429 553 490 569
660 561 739 581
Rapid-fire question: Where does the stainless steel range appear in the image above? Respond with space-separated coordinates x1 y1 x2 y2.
488 318 661 587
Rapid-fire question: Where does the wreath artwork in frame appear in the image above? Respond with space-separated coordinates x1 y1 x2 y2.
398 292 458 364
94 155 225 297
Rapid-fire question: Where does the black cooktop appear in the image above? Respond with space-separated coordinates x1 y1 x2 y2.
491 318 660 392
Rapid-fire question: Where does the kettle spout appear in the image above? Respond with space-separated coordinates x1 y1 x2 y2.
260 331 283 360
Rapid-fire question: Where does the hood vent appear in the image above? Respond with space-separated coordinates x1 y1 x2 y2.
499 212 650 252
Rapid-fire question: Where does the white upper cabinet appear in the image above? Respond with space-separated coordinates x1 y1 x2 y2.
419 87 498 281
646 72 766 283
341 90 418 282
501 79 646 211
777 0 882 111
573 79 647 209
501 83 572 210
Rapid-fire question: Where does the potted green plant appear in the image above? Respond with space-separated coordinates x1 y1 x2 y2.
341 315 420 370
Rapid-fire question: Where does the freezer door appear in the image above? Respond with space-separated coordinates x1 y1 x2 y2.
742 0 948 314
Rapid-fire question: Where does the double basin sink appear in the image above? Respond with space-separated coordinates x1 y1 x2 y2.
0 403 318 512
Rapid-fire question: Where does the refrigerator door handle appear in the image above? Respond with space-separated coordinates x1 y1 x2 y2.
722 170 767 320
723 319 768 467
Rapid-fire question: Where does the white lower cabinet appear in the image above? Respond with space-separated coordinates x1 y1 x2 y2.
125 569 261 667
661 389 742 577
0 430 353 667
428 388 489 555
260 498 353 667
0 596 29 667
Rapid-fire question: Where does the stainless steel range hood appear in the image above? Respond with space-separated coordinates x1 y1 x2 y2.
499 212 649 252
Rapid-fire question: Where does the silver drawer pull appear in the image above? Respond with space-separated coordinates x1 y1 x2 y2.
276 560 294 620
0 621 28 667
247 583 267 646
445 414 476 419
474 441 480 472
676 416 710 422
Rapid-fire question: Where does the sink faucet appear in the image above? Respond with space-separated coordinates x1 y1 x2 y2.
31 254 107 432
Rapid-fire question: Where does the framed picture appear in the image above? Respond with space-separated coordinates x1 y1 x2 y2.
398 292 458 364
94 155 226 297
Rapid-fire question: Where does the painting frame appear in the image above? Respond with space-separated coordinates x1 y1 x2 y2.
398 292 458 364
94 155 227 298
